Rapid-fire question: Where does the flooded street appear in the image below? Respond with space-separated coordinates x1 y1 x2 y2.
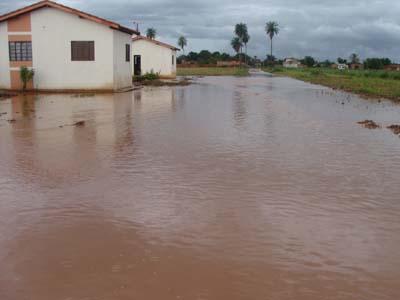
1 76 400 300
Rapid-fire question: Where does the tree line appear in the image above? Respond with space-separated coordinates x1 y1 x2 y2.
145 26 395 70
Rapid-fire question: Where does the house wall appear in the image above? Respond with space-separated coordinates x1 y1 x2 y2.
113 30 132 90
283 62 299 68
131 40 176 77
30 7 115 90
0 23 11 89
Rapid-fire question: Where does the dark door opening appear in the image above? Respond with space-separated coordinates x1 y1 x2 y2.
134 55 141 76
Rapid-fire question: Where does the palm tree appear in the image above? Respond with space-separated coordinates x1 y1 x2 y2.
242 32 250 65
235 23 248 65
349 53 360 64
178 36 187 55
146 28 156 40
265 21 279 59
231 37 242 62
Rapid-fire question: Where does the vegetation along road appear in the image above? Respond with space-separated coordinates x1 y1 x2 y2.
265 67 400 102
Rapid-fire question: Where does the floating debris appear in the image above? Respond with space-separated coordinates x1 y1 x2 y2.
387 125 400 135
357 120 380 129
74 121 85 127
7 119 16 123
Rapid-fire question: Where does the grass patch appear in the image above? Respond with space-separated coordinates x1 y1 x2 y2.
133 71 160 82
177 67 249 76
264 67 400 102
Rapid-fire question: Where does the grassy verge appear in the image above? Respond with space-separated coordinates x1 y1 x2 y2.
265 67 400 102
177 67 249 76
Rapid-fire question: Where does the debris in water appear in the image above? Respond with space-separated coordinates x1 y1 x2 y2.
387 125 400 135
74 121 85 127
357 120 380 129
7 119 16 123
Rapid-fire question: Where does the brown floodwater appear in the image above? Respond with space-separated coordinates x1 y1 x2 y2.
1 76 400 300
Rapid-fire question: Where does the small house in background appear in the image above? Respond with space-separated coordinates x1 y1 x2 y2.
0 0 138 91
350 63 364 70
216 61 241 67
132 36 179 78
337 64 349 70
331 63 338 69
283 58 300 68
384 64 400 71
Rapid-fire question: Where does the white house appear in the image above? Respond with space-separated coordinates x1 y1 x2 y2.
0 0 138 91
337 64 349 70
283 58 301 68
132 36 179 78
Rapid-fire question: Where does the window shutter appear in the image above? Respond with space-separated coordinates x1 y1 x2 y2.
126 44 130 62
71 41 95 61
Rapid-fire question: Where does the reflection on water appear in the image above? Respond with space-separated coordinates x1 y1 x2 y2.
1 77 400 300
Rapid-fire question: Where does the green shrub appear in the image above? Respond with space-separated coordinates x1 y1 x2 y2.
19 66 34 91
133 70 160 82
379 72 390 79
392 73 400 80
310 69 322 76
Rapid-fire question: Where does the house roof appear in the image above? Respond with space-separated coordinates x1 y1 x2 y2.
132 36 180 51
0 0 139 35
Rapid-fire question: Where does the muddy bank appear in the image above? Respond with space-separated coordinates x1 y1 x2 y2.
358 119 380 129
133 78 192 87
0 92 17 100
387 124 400 135
357 120 400 137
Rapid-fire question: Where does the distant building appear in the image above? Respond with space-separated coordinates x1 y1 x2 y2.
283 58 300 68
349 63 364 70
132 36 179 78
337 64 349 70
0 0 137 91
331 63 338 69
384 64 400 71
216 61 241 67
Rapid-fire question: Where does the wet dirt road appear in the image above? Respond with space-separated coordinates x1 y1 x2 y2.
1 76 400 300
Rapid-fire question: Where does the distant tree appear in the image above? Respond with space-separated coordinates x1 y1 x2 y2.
187 51 199 62
381 58 392 66
198 50 213 64
364 58 391 70
265 55 276 66
177 55 186 64
337 57 347 64
146 28 156 39
321 60 333 68
242 32 250 65
349 53 360 64
265 21 279 61
301 56 316 67
231 37 242 59
220 52 232 61
235 23 248 65
178 36 187 55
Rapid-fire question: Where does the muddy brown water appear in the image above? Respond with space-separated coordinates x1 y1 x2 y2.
1 76 400 300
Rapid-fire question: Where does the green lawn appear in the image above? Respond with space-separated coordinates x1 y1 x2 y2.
177 67 249 76
265 67 400 102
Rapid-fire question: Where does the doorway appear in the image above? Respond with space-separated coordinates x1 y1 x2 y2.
134 55 141 76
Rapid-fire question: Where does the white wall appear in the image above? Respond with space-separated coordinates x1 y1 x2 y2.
31 7 115 90
0 22 10 89
113 30 132 90
131 39 176 77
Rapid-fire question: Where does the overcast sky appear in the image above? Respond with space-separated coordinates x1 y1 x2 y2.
1 0 399 62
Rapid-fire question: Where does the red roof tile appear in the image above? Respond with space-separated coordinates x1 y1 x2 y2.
132 36 180 51
0 0 138 35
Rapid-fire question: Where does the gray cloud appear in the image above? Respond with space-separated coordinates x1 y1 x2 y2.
1 0 399 61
